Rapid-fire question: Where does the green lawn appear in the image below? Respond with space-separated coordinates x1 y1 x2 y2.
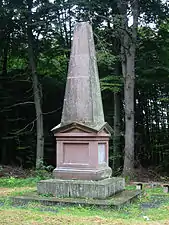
0 177 169 225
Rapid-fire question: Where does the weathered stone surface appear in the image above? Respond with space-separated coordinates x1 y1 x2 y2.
37 177 125 199
11 190 141 208
62 22 104 127
53 166 112 181
48 22 114 183
52 22 107 132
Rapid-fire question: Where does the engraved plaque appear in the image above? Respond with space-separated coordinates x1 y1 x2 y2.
98 143 106 164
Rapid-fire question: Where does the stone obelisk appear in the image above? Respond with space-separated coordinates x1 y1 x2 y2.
52 22 112 180
37 22 125 199
61 22 105 128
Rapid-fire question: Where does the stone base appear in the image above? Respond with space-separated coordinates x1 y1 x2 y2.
53 167 112 181
37 177 125 199
11 190 141 208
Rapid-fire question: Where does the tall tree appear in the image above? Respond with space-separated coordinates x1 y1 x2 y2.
27 0 44 168
118 0 139 176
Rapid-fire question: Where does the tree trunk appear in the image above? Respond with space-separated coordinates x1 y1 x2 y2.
2 43 8 75
113 91 121 171
27 0 44 169
123 52 135 175
1 31 10 75
118 0 139 176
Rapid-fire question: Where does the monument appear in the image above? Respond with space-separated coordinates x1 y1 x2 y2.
37 22 125 199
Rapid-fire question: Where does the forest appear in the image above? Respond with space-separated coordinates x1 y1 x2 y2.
0 0 169 177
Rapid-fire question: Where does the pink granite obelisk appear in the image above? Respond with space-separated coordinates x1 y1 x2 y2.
51 22 112 180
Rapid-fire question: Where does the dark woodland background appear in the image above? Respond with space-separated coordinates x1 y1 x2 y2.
0 0 169 176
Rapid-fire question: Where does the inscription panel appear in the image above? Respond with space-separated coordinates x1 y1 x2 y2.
63 143 89 165
98 143 106 164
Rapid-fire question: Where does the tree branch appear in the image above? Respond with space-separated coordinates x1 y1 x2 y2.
10 117 37 135
43 107 62 115
1 101 34 111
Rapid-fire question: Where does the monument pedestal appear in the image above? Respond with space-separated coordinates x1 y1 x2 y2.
37 122 125 199
51 122 113 181
37 177 125 199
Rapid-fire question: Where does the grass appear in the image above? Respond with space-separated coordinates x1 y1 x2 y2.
0 176 42 188
0 206 169 225
0 177 169 224
1 209 164 225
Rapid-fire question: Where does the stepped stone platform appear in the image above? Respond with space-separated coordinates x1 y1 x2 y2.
11 190 141 208
37 177 125 199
